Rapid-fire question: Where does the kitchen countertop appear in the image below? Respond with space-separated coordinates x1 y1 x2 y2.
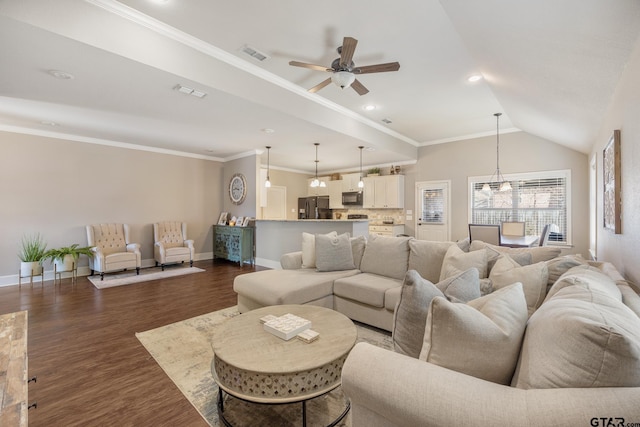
255 219 369 222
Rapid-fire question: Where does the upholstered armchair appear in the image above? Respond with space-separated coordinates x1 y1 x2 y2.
153 222 194 270
86 223 141 280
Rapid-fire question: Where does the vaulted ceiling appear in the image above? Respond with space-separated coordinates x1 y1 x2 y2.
1 0 639 174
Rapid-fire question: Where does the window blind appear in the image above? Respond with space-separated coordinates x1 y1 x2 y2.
469 170 570 245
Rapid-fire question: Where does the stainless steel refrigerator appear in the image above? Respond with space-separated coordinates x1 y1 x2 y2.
298 196 331 219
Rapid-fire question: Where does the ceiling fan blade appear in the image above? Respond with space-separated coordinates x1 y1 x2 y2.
351 79 369 96
308 78 332 93
340 37 358 67
289 61 333 72
353 62 400 74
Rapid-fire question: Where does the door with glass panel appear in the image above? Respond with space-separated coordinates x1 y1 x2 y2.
416 181 450 241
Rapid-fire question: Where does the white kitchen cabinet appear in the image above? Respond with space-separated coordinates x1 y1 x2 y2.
369 224 405 237
341 173 363 192
307 176 330 196
328 180 344 209
363 175 404 208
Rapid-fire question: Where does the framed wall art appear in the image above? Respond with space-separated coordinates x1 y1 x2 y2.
603 129 621 234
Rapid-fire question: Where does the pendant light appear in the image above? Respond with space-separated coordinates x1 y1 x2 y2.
357 146 364 188
264 146 271 188
482 113 512 192
310 142 326 188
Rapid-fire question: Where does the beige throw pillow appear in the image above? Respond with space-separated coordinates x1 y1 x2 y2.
489 255 548 316
440 243 488 280
301 231 337 268
419 283 528 385
434 268 481 303
315 233 356 272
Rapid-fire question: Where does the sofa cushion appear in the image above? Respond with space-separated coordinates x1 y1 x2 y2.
359 235 411 280
392 270 444 358
408 240 455 283
315 232 356 272
419 283 528 385
484 245 532 272
489 255 548 316
334 273 402 308
440 244 488 280
512 266 640 389
301 231 337 268
233 268 358 306
469 240 561 263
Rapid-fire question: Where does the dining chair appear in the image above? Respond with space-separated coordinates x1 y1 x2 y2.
468 224 501 246
539 224 551 246
501 221 525 236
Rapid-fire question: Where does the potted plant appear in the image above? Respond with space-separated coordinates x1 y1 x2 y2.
18 233 47 278
43 244 94 273
367 167 381 176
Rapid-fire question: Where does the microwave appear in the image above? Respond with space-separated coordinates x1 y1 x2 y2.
342 191 363 206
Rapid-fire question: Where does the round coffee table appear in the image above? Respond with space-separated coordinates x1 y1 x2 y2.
211 304 357 426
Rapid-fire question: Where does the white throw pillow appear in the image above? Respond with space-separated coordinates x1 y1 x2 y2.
301 231 336 268
419 283 528 385
439 243 488 280
489 255 548 316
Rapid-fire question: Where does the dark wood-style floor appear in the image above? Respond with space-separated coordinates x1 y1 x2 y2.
0 259 265 427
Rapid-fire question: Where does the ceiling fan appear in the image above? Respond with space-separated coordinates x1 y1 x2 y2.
289 36 400 96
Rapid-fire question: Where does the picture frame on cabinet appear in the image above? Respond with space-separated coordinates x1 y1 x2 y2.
218 212 228 225
235 216 244 227
242 217 252 227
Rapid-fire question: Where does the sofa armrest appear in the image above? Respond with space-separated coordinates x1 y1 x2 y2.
342 343 640 427
280 251 303 270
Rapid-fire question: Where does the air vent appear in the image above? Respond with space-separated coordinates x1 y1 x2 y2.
239 45 270 62
381 118 393 124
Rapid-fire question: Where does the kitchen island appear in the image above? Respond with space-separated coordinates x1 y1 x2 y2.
254 219 369 268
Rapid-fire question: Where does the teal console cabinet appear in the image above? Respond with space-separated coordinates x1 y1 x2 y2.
213 225 254 267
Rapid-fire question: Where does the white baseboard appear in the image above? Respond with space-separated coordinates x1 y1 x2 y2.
0 252 215 287
255 257 280 269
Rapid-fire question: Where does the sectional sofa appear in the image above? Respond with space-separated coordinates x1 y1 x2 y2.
234 232 640 426
233 233 561 331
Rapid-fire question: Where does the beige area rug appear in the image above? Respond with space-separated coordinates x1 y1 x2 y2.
88 266 205 289
136 306 393 426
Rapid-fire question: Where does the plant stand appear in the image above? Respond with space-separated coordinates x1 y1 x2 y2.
18 267 44 287
54 261 77 285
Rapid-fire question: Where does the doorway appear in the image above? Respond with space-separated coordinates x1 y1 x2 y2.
415 180 450 241
263 186 287 219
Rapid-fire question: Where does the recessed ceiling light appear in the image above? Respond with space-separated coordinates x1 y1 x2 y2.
40 120 59 126
364 146 375 151
48 70 75 80
467 74 483 82
363 104 376 111
261 128 275 134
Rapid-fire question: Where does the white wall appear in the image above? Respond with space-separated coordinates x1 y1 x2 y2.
416 132 589 255
0 131 223 285
590 35 640 284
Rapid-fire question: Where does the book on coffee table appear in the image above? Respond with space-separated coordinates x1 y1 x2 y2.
263 313 311 341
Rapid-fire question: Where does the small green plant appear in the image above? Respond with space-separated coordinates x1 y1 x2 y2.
367 167 380 175
18 233 48 263
43 244 94 263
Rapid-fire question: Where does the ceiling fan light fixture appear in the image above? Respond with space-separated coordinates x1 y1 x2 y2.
331 71 355 89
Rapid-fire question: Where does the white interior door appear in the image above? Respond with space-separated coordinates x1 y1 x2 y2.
416 180 450 241
264 186 286 219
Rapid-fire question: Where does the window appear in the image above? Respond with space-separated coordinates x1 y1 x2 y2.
469 170 571 245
